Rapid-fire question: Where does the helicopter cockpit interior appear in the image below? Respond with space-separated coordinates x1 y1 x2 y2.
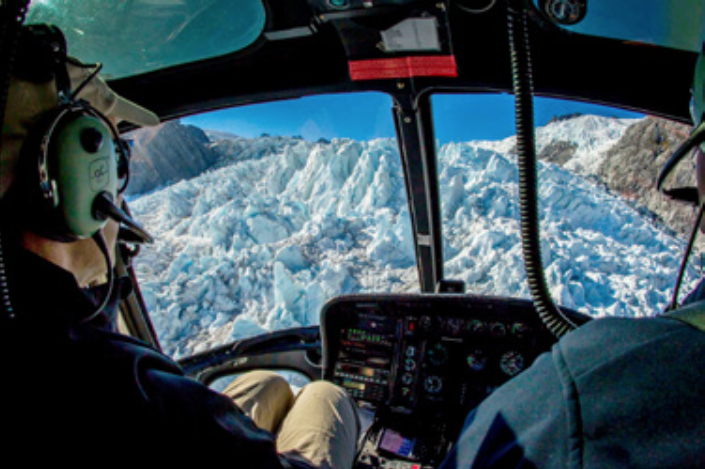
18 0 705 467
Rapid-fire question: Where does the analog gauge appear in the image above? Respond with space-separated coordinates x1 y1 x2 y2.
404 358 416 372
490 322 506 337
405 345 416 357
424 375 443 394
511 322 530 338
402 373 414 386
466 350 488 372
500 351 526 377
540 0 587 26
427 343 449 366
467 319 486 335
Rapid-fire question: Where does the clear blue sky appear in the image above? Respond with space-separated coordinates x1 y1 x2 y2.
183 92 644 145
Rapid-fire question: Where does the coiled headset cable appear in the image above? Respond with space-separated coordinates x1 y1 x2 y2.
0 1 30 321
80 230 115 324
0 229 15 319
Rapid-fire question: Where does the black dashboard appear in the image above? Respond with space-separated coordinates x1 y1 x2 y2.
321 294 578 469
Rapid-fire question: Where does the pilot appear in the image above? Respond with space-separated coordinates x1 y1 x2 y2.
438 50 705 468
0 24 358 467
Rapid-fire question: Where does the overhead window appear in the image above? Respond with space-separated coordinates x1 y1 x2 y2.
26 0 267 78
532 0 704 52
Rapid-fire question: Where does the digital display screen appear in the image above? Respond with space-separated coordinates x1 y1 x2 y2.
343 380 366 391
348 366 374 377
378 429 416 458
340 364 385 378
347 328 388 344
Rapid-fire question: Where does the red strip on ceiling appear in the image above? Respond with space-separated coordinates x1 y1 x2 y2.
349 55 458 81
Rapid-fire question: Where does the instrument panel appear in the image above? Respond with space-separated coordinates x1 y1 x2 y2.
321 293 572 468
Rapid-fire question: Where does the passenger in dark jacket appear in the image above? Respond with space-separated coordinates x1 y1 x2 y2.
438 45 705 469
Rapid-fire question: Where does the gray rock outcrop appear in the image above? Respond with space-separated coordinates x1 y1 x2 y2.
596 116 696 237
125 120 220 196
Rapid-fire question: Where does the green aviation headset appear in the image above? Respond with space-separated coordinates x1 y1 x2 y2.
8 24 119 242
0 24 151 321
15 24 151 244
30 99 123 240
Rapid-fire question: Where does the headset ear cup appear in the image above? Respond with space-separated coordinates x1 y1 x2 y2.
17 105 118 241
48 111 117 239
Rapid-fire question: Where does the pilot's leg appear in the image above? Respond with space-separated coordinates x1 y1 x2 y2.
222 370 295 434
276 381 360 469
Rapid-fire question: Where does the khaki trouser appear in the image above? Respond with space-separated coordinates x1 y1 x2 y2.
223 371 360 469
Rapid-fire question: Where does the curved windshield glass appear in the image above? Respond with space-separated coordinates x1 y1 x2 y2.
26 0 266 78
532 0 705 52
433 93 703 318
126 93 412 359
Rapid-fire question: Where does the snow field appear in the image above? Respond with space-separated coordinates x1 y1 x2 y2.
131 116 699 358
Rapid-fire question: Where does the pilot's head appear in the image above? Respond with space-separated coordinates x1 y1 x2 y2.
0 25 157 286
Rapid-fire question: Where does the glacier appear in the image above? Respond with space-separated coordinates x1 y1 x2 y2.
129 115 701 359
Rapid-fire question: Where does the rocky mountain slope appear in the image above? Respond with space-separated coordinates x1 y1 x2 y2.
595 117 696 238
125 120 220 196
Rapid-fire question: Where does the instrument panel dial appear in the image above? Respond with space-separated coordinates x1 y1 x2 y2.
499 350 526 377
466 349 488 372
427 343 449 367
424 375 443 394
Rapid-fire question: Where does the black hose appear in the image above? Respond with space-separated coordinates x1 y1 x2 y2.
667 198 705 311
0 1 30 161
508 0 577 338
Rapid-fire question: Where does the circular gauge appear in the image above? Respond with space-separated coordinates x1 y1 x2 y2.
402 372 414 386
466 350 488 372
405 345 416 357
427 343 449 366
424 375 443 394
404 358 416 372
327 0 349 9
540 0 587 26
454 0 497 14
511 322 531 338
467 319 486 335
500 351 526 377
490 322 506 337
